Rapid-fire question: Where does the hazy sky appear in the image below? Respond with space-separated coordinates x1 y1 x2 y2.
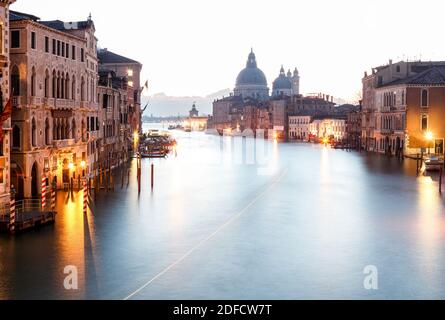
11 0 445 101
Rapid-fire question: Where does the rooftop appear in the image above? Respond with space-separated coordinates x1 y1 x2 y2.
98 49 141 65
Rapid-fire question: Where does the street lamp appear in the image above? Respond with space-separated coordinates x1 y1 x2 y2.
425 131 434 155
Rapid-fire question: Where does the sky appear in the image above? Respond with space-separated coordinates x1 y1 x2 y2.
11 0 445 102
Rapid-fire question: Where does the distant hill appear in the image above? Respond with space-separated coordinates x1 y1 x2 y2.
142 88 231 117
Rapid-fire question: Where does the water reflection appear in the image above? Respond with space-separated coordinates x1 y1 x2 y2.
0 125 444 299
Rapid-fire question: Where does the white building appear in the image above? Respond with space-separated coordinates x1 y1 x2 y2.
289 115 311 140
309 118 347 142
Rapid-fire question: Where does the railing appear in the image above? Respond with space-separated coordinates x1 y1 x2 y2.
0 198 52 217
53 139 76 148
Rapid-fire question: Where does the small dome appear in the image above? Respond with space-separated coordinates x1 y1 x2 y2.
273 66 292 90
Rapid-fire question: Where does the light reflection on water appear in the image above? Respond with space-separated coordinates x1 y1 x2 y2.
0 123 444 300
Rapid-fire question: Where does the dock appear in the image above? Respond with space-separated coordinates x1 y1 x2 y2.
0 199 57 234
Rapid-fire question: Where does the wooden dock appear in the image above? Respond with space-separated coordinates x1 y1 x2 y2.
0 211 56 233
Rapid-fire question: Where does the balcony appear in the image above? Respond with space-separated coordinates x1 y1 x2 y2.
53 139 76 149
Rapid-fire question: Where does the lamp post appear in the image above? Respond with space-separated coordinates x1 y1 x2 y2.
425 131 434 155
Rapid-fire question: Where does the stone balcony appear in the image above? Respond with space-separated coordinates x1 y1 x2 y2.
53 139 76 149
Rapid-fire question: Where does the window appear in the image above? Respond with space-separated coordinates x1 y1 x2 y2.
31 67 36 96
12 125 21 149
11 65 20 96
31 32 36 49
87 116 90 131
61 41 65 57
52 39 56 54
45 118 50 145
103 94 108 108
31 118 37 147
421 89 428 107
396 65 401 73
66 43 69 58
11 30 20 48
57 40 60 56
90 117 94 132
0 25 3 53
72 45 76 60
81 48 85 62
421 115 428 133
45 36 49 53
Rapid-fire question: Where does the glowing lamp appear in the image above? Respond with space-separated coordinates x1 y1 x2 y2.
425 131 434 141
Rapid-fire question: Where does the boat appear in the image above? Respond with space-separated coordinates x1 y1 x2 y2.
425 156 444 171
139 130 177 158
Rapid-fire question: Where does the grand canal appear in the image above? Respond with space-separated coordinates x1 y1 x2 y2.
1 124 445 300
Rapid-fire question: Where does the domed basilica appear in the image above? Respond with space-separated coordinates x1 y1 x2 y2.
233 49 300 100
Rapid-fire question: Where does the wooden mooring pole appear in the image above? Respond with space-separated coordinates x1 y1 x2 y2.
151 163 154 189
440 167 443 194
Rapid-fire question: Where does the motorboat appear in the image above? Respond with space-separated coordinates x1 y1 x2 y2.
425 156 444 171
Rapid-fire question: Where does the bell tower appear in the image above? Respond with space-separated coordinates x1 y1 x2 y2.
292 67 300 95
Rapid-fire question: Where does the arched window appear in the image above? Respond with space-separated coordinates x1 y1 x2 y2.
71 75 76 100
11 65 20 96
60 73 65 99
65 119 70 140
81 119 86 142
57 71 61 99
31 117 37 147
65 72 70 99
45 118 50 145
72 118 77 141
421 89 428 107
52 70 56 98
44 69 49 98
81 77 85 101
12 125 21 149
31 67 36 96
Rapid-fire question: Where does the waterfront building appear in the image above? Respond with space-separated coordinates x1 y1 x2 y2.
362 59 445 153
346 106 362 149
97 70 131 171
9 11 98 198
287 94 335 116
97 48 143 136
185 103 208 131
289 115 311 141
0 0 15 207
309 117 347 142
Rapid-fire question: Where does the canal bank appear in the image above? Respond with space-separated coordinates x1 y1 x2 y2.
1 128 445 300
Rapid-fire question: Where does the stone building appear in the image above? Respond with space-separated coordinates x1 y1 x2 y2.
97 70 131 171
289 115 311 141
0 0 15 207
362 59 445 153
9 11 98 199
309 117 347 142
97 49 143 137
346 107 362 149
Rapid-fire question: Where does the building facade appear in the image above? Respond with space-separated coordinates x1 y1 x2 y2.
9 11 98 199
289 115 311 141
309 117 347 142
97 48 143 137
362 59 445 154
0 0 15 207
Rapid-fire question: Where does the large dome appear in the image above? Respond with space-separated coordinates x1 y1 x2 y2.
235 51 268 86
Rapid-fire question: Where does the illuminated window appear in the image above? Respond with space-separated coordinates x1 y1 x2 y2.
127 69 133 77
128 81 134 87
